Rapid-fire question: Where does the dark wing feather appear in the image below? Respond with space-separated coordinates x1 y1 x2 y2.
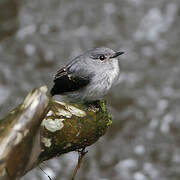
50 67 90 96
53 67 67 81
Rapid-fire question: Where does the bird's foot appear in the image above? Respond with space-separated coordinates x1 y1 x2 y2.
85 100 101 112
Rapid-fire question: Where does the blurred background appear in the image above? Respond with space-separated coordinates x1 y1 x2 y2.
0 0 180 179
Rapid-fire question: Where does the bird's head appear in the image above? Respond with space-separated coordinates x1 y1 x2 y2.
87 47 124 63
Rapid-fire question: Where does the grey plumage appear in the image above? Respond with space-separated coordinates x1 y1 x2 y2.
51 47 124 103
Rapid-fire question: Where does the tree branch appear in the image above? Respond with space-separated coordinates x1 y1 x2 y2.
0 86 112 180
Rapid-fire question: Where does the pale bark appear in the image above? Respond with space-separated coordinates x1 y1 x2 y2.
0 86 112 180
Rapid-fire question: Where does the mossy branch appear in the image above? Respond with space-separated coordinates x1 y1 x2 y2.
0 86 112 180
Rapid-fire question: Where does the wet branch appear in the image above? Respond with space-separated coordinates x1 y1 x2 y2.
0 86 112 180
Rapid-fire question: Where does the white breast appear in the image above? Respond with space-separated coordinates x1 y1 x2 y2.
82 59 120 101
107 59 120 87
63 59 120 102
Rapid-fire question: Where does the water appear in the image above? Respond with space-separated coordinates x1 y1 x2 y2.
0 0 180 179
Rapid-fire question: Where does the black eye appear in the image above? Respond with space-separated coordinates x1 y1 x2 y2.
99 55 106 61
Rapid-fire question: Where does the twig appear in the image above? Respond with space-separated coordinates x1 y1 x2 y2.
72 147 88 180
39 166 52 180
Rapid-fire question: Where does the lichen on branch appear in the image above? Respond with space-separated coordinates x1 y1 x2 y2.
39 99 112 162
0 86 112 179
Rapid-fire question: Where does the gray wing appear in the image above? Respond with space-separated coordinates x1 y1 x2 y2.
50 64 91 96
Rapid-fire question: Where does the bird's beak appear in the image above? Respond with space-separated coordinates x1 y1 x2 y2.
110 51 124 58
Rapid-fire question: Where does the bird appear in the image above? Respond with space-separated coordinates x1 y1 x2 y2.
50 47 124 103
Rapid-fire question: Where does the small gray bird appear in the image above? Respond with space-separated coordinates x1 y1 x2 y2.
50 47 124 103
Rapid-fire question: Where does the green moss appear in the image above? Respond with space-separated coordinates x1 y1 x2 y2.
100 100 112 127
39 100 113 162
